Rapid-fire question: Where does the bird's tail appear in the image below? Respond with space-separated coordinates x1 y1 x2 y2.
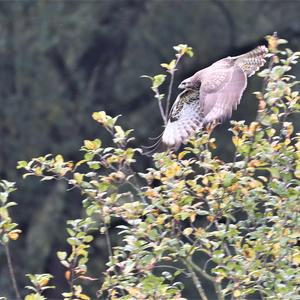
142 132 166 156
142 130 181 156
234 45 268 77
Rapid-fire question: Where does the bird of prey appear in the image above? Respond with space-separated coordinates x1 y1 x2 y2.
161 45 268 149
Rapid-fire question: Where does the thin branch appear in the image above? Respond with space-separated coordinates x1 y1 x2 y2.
186 258 213 282
181 258 208 300
4 244 21 300
214 220 233 257
165 55 182 118
69 256 78 299
102 218 125 297
165 70 175 119
153 265 189 276
213 280 225 300
104 222 113 258
154 88 167 125
186 257 224 300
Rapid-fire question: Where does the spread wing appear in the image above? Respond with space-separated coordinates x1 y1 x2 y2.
201 65 247 124
162 89 203 148
200 45 267 124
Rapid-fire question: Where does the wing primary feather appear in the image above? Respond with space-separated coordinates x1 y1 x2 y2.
162 89 203 148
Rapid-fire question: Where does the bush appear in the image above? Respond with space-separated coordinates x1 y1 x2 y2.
1 35 300 300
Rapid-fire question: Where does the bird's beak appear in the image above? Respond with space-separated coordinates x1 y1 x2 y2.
178 83 184 89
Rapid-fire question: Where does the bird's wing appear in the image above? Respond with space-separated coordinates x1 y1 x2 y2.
200 65 247 124
200 45 267 123
162 89 203 148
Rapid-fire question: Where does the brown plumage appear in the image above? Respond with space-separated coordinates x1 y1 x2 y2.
161 45 268 148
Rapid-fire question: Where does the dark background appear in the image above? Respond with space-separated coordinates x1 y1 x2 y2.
1 0 300 299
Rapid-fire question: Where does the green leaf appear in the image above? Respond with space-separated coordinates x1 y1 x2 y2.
57 251 67 261
152 74 166 89
17 160 27 169
84 235 94 243
223 173 235 187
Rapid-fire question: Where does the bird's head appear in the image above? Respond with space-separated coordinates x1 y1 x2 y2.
178 78 193 89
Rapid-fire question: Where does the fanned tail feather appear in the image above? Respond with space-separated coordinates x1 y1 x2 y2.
234 45 268 77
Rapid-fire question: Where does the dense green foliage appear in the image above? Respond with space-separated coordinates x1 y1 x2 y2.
1 36 299 299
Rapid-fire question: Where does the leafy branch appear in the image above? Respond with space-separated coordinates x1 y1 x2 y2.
142 44 193 124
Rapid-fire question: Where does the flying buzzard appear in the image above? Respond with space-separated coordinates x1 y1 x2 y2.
161 45 268 148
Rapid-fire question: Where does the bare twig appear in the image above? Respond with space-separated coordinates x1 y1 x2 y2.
165 70 175 119
165 55 182 118
186 257 213 282
103 222 113 258
4 244 21 300
182 258 208 300
102 215 126 297
186 257 224 300
154 88 167 125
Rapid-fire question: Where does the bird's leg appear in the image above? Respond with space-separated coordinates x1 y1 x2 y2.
205 120 220 136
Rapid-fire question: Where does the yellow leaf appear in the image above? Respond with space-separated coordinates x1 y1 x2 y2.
165 162 181 178
157 214 167 225
145 188 158 199
248 122 259 134
294 169 300 179
194 228 205 237
114 125 125 138
248 179 262 189
65 270 71 281
190 212 196 223
233 290 241 297
55 154 64 163
34 167 42 176
178 151 188 160
79 294 91 300
171 204 181 214
258 99 266 111
283 122 294 136
161 59 176 71
292 253 300 265
249 270 262 278
8 231 20 241
84 140 96 150
290 229 300 238
284 138 291 146
267 34 278 52
74 173 84 184
271 243 281 258
202 176 209 185
247 160 266 168
209 140 217 149
206 215 214 222
25 295 36 300
183 227 193 236
75 160 87 168
92 111 107 124
243 244 256 260
232 136 243 148
39 278 50 287
160 63 170 69
127 286 141 296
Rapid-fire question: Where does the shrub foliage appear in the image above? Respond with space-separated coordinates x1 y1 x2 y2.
1 36 300 300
